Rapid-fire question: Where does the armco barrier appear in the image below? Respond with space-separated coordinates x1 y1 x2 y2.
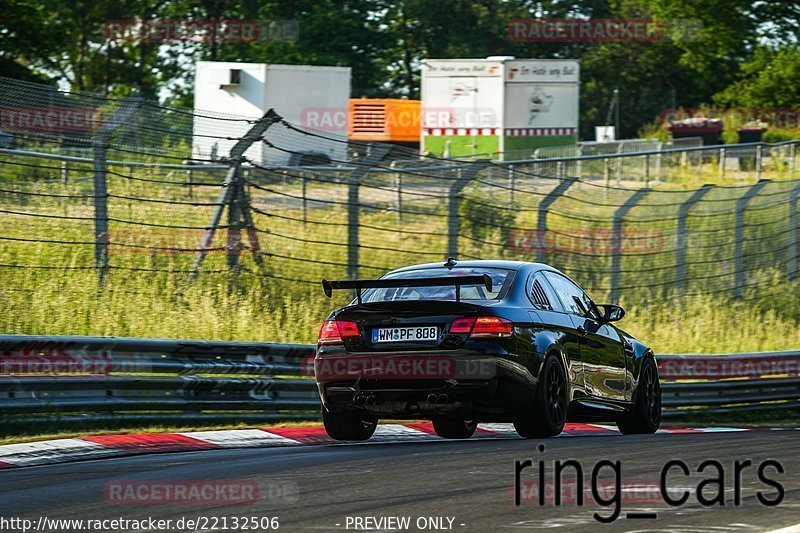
0 335 798 422
0 335 318 421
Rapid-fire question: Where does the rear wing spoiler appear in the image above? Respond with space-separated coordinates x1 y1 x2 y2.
321 274 492 304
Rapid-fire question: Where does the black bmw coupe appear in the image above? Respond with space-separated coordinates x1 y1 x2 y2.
315 260 661 440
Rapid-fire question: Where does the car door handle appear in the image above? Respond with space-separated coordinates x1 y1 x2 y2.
577 325 586 336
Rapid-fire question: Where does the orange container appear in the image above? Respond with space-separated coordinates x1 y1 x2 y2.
348 98 421 144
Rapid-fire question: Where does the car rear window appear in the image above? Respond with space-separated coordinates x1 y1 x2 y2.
361 267 513 303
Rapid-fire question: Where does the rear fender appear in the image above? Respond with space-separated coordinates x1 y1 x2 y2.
619 333 655 402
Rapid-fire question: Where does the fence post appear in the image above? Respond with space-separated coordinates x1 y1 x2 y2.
92 97 141 284
346 145 390 280
718 148 726 179
239 178 263 271
788 182 800 281
446 161 488 260
301 170 307 225
536 178 576 264
609 189 650 304
190 110 281 280
655 141 662 179
184 159 194 200
226 171 246 270
789 142 796 178
675 185 714 292
508 164 515 204
756 144 763 181
395 171 402 229
733 179 770 299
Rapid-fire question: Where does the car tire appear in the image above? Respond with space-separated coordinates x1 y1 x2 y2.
432 417 478 439
616 356 661 434
322 408 378 441
513 355 568 438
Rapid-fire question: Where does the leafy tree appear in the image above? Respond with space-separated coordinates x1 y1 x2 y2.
0 0 62 83
0 0 179 98
192 0 392 99
1 0 799 139
713 47 800 108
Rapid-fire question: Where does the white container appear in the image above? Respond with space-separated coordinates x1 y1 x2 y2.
193 61 351 165
420 58 579 158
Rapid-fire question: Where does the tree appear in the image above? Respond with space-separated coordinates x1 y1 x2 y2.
0 0 181 98
203 0 392 98
713 47 800 108
0 0 62 83
2 0 799 140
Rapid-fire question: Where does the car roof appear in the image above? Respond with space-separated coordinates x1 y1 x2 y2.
386 260 565 276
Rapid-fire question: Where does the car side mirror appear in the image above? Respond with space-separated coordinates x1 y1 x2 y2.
597 304 625 323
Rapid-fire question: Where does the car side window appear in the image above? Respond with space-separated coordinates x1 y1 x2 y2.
544 272 597 318
528 272 557 311
577 291 602 320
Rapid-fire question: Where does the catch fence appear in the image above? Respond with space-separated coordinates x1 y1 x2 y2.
0 77 799 339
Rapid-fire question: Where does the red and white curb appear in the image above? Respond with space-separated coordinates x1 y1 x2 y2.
0 424 782 469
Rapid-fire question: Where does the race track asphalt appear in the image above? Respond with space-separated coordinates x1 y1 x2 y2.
2 429 799 533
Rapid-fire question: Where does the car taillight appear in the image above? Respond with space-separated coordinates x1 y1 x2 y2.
318 320 360 345
472 316 514 338
449 317 476 334
449 316 513 338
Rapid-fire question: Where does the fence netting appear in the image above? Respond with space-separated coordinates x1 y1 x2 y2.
0 76 799 341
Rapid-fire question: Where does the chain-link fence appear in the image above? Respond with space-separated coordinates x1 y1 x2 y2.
1 76 799 339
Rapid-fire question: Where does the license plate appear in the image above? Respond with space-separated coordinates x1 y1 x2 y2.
372 326 439 343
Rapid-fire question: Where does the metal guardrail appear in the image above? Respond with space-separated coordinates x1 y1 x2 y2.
0 335 318 421
663 379 800 412
531 137 705 160
4 139 797 172
0 335 798 423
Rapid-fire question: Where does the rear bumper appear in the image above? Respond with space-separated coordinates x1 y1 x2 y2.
315 352 538 419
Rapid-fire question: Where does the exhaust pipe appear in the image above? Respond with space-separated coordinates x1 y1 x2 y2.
365 395 376 406
437 393 449 404
354 394 367 406
427 393 438 404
